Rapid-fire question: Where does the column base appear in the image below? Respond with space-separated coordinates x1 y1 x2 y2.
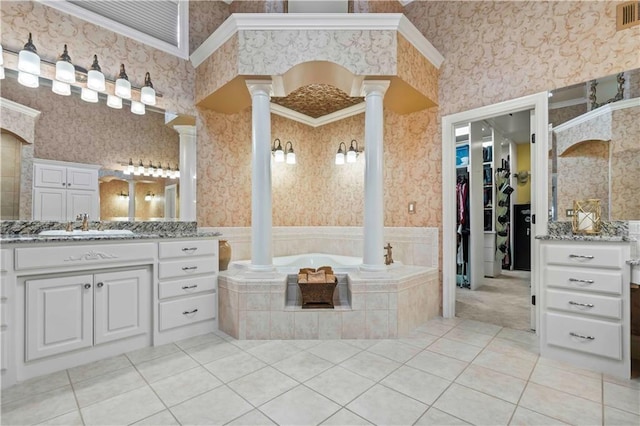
360 263 388 272
248 263 276 273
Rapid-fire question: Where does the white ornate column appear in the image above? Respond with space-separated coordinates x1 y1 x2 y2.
246 80 274 271
174 125 197 222
361 81 390 271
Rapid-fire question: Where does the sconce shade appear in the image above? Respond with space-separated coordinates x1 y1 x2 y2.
346 140 360 163
18 71 39 88
107 94 123 109
335 142 346 165
144 192 154 201
81 87 98 103
272 138 285 163
18 33 40 76
55 44 75 83
131 100 145 115
285 141 296 164
87 55 105 92
115 64 131 99
51 80 71 96
141 72 156 105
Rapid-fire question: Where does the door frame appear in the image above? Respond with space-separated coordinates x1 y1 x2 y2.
442 92 549 333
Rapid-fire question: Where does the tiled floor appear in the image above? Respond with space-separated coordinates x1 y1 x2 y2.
2 317 639 425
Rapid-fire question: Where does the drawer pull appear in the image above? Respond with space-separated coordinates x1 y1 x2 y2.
182 285 198 290
569 301 594 308
569 332 595 341
569 254 594 260
182 309 198 315
182 266 198 271
569 278 595 284
182 247 198 252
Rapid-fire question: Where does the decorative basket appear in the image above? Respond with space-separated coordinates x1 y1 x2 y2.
297 266 337 309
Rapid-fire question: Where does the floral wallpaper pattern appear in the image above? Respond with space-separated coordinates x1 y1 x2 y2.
0 103 37 145
1 1 195 115
351 0 404 13
554 111 612 155
229 1 286 13
610 106 640 220
195 35 239 105
189 0 231 54
396 34 439 108
549 104 588 128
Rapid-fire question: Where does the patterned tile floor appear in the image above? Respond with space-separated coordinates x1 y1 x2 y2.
2 317 639 425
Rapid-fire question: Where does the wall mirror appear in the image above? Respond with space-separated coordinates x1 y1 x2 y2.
548 68 640 222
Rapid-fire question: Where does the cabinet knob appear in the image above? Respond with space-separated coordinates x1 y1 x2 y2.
84 283 91 289
67 183 71 186
62 183 66 186
97 282 104 288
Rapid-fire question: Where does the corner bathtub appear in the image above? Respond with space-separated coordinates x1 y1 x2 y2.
230 253 369 274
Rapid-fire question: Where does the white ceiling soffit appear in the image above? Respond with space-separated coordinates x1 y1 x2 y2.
37 0 189 59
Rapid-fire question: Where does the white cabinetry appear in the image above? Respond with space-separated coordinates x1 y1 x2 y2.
156 239 218 344
32 160 100 221
540 240 631 378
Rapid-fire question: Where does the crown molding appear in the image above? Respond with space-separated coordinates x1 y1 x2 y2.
552 97 640 133
190 13 443 69
549 97 587 110
270 102 365 128
0 97 42 118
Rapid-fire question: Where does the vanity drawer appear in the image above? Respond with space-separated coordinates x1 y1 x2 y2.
543 244 623 269
158 240 217 259
158 258 217 280
159 275 217 300
15 243 156 271
546 312 622 360
545 266 622 295
159 293 216 331
546 289 622 319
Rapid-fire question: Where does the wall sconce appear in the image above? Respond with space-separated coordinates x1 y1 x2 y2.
87 54 105 92
115 64 131 99
18 33 40 88
285 141 296 164
336 140 363 165
272 139 296 164
124 159 179 179
335 142 346 165
144 192 155 202
118 191 129 200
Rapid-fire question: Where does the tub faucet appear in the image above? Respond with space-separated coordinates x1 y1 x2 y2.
80 214 89 231
384 243 394 265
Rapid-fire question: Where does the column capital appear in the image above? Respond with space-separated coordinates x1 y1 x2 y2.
173 125 196 137
361 80 391 97
246 80 274 97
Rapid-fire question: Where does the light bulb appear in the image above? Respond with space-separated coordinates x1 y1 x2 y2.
335 152 345 165
346 150 357 163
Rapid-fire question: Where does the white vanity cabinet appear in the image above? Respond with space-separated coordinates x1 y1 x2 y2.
540 239 631 378
156 239 218 344
32 159 100 221
26 268 149 361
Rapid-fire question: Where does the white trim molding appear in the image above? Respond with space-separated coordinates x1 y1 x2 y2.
190 13 444 69
552 97 640 133
270 103 365 128
0 98 42 118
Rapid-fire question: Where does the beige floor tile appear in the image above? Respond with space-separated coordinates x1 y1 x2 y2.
203 351 267 383
406 350 468 381
415 321 456 337
305 365 376 406
519 382 602 425
398 332 439 349
35 409 83 426
428 337 484 362
184 340 244 364
227 366 298 406
433 383 515 425
125 343 180 365
1 370 70 405
381 365 451 405
496 328 538 347
537 356 602 380
73 365 147 408
530 363 602 403
604 381 640 415
67 354 132 383
229 339 270 351
260 385 341 425
444 326 495 348
603 374 640 390
485 338 539 362
472 349 536 380
455 364 526 404
135 351 199 383
307 340 362 363
174 333 223 350
415 407 471 425
457 319 503 336
151 366 223 407
604 406 640 425
133 410 180 425
170 386 253 425
272 350 334 382
227 409 276 425
321 408 372 425
339 351 401 381
246 340 302 364
1 385 77 426
367 339 422 363
80 386 165 426
347 384 428 425
508 406 568 425
343 339 379 350
289 339 323 350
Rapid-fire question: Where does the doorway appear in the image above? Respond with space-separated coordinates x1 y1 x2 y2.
442 92 549 333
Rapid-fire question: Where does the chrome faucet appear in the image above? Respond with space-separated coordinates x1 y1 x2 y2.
384 243 394 265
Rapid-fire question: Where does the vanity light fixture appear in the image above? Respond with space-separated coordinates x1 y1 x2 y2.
106 94 123 109
118 191 129 200
141 72 156 106
18 33 40 88
55 44 75 84
87 55 105 92
137 159 145 176
144 192 155 202
272 138 285 163
115 64 132 99
124 158 135 175
346 139 363 163
174 165 180 179
285 141 296 164
335 142 346 165
131 100 145 115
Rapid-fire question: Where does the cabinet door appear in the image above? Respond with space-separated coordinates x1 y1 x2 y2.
67 190 98 221
33 188 66 221
26 275 93 361
94 269 149 345
34 163 67 189
66 167 98 191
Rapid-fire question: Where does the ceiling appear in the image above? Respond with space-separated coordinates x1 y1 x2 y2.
271 84 363 119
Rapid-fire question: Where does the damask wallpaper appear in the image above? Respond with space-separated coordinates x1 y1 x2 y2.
189 0 231 54
610 106 640 220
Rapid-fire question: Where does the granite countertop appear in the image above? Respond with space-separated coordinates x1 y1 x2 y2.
535 234 636 242
0 230 222 244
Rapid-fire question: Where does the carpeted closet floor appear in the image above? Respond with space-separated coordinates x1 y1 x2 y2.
456 270 532 331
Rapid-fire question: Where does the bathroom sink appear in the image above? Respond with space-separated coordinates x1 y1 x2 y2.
39 229 135 236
